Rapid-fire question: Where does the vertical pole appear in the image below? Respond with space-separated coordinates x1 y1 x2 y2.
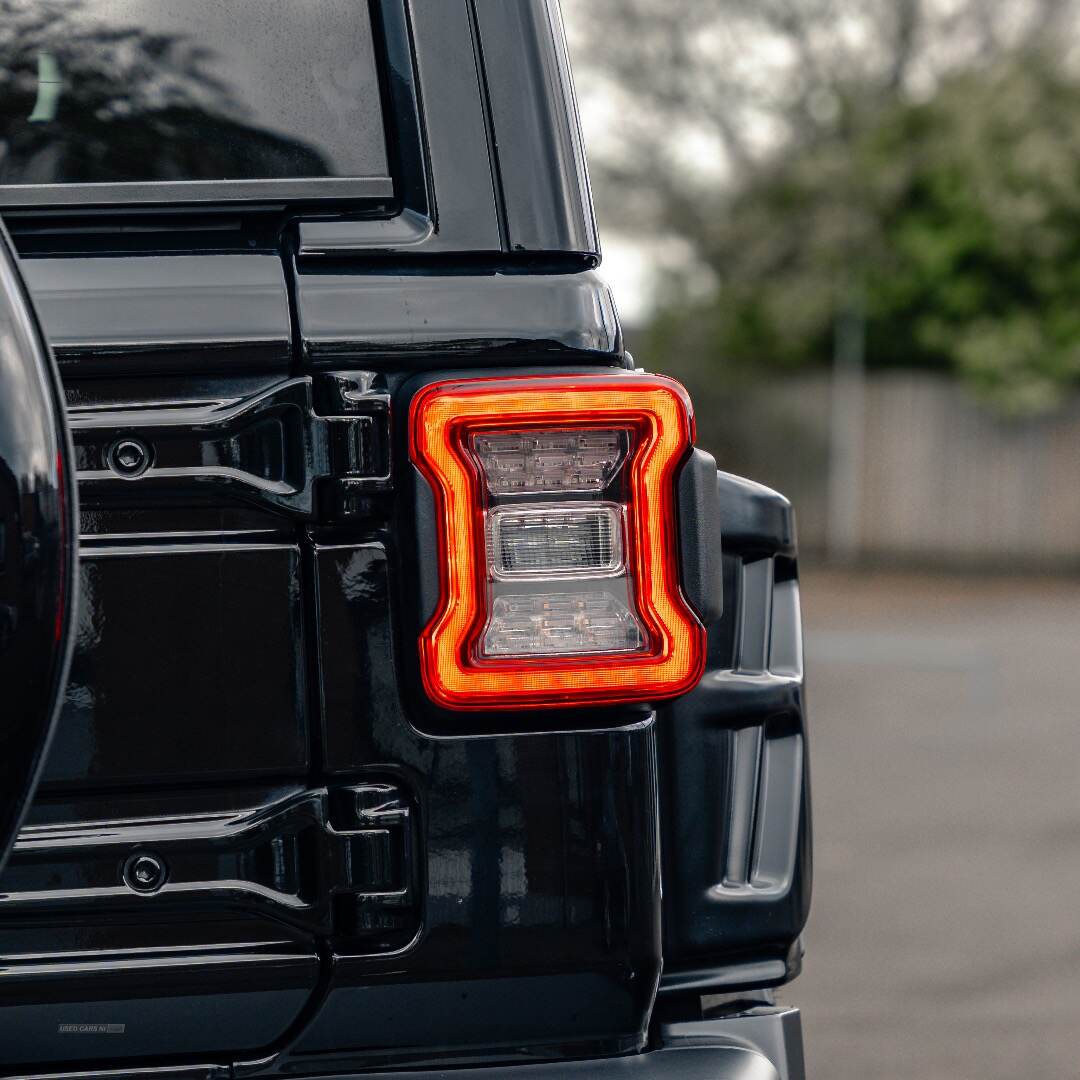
827 295 867 563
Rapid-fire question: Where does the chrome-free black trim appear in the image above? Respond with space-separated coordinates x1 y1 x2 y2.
0 177 394 211
678 448 724 625
472 0 599 257
658 475 811 996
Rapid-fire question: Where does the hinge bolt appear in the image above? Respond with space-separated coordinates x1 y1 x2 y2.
106 437 152 479
123 851 168 894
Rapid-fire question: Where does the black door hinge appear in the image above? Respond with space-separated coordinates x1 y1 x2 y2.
6 782 420 950
69 371 391 519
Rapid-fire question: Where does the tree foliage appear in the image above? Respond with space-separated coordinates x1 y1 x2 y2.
565 0 1080 411
649 59 1080 412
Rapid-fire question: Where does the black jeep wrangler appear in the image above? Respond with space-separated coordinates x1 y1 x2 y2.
0 2 811 1078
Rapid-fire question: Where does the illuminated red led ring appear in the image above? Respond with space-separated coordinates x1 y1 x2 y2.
409 373 708 711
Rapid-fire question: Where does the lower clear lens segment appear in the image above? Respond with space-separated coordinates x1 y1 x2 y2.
488 504 623 579
481 590 645 658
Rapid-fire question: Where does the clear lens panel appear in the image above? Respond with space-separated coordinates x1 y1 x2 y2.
473 429 628 495
480 590 645 658
488 504 623 579
474 426 645 661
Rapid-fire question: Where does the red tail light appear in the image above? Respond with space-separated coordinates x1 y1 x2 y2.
409 373 707 711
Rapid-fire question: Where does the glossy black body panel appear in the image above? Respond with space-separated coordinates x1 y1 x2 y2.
22 255 292 376
0 222 76 875
0 778 417 1067
260 540 662 1070
296 268 621 366
0 918 318 1067
43 543 308 787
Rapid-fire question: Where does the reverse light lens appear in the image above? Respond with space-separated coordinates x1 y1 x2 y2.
487 504 624 579
409 373 707 711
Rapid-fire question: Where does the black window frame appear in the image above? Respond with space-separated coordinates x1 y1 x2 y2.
0 177 395 210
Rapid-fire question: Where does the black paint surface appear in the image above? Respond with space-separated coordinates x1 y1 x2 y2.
0 221 76 876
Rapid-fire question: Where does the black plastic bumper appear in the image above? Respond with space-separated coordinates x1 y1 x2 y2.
660 472 812 995
320 1047 776 1080
318 1009 804 1080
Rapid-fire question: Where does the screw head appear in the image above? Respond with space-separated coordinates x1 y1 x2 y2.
106 437 152 478
123 852 167 894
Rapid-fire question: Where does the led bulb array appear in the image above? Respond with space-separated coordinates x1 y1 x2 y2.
472 430 627 495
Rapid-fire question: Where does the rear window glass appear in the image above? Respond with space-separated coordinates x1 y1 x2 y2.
0 0 390 196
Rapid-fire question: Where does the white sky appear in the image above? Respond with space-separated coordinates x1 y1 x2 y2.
593 233 652 327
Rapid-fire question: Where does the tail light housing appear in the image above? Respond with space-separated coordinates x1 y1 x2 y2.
409 373 707 711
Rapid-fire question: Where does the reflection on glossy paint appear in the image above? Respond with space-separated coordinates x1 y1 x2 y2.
300 540 664 1067
47 545 307 785
0 0 393 188
0 222 74 880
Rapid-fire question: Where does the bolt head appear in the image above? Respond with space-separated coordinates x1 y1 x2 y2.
123 852 167 893
106 438 152 478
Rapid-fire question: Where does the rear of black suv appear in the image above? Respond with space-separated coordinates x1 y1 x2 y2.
0 2 810 1078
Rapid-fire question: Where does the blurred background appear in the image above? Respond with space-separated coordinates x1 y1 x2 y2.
561 3 1080 1078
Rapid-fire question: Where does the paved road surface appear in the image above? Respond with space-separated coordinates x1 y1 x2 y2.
781 570 1080 1080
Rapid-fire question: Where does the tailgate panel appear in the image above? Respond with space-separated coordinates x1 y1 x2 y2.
44 543 308 787
0 915 317 1067
281 540 662 1069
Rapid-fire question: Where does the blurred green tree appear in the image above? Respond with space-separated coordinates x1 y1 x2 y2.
566 0 1080 412
642 58 1080 413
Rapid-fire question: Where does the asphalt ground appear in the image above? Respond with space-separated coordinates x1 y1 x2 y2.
781 569 1080 1080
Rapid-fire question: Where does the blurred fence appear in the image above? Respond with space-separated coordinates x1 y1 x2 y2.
682 370 1080 568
